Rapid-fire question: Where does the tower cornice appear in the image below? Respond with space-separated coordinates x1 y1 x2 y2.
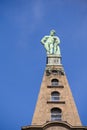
22 121 87 130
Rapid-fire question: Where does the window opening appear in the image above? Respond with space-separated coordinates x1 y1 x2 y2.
51 91 60 101
51 79 59 86
51 108 62 121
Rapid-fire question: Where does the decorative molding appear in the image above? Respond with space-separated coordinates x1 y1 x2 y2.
47 101 65 104
22 121 87 130
46 68 65 76
47 85 64 88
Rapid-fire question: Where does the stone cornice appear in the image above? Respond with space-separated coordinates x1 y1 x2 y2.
21 121 87 130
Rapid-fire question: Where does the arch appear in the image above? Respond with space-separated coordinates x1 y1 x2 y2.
52 70 58 74
51 108 62 121
42 121 73 130
51 79 59 86
51 91 60 101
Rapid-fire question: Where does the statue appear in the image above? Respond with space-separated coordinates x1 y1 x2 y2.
41 30 61 56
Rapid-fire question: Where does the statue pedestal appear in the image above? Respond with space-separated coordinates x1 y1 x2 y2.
46 55 62 65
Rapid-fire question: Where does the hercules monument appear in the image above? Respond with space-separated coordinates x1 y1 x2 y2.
22 30 87 130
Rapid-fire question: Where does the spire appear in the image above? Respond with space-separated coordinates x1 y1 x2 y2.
31 30 82 126
21 30 87 130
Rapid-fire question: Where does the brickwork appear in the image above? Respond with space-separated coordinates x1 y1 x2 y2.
32 65 82 126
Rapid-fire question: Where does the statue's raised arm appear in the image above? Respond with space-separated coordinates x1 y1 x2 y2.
41 30 61 56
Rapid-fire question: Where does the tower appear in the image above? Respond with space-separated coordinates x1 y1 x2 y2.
22 30 87 130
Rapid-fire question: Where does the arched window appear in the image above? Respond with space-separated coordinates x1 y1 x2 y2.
51 108 62 121
51 91 60 101
51 79 59 86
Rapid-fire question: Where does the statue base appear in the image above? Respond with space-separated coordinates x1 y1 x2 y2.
46 55 62 65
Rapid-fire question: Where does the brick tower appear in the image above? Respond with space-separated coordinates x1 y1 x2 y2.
22 30 87 130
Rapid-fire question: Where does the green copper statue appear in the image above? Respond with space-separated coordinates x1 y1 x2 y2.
41 30 61 56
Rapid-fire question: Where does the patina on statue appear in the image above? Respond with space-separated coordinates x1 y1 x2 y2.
41 30 61 56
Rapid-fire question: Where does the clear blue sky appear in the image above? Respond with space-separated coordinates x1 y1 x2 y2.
0 0 87 130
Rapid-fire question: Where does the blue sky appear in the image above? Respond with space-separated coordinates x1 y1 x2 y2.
0 0 87 130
